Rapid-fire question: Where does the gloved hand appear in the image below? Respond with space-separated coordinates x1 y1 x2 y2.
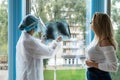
56 36 62 42
41 35 46 43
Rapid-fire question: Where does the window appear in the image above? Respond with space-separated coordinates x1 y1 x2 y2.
31 0 86 80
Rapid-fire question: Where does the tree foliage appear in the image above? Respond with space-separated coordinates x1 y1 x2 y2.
111 0 120 80
31 0 86 29
111 0 120 61
0 0 8 55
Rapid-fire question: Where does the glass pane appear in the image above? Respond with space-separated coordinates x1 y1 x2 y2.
0 0 8 80
31 0 86 80
111 0 120 80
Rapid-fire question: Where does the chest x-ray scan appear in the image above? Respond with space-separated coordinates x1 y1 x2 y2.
43 20 71 44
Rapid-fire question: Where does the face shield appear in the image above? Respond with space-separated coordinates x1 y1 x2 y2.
24 21 39 32
38 17 47 35
24 17 47 33
18 14 46 33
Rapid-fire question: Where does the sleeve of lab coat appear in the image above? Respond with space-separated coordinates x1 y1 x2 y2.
23 38 58 58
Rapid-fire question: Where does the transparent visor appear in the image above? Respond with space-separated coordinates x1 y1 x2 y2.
24 22 37 32
24 18 46 33
38 17 47 34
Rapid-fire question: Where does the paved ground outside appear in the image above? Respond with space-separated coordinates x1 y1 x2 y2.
0 70 8 80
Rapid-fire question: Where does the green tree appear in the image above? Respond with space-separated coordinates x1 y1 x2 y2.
0 0 8 55
111 0 120 80
111 0 120 64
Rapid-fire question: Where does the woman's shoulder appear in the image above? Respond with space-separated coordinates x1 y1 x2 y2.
99 39 112 47
98 39 114 50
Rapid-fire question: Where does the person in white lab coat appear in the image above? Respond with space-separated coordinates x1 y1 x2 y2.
16 14 62 80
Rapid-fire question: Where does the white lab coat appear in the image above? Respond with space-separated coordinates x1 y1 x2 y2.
16 31 59 80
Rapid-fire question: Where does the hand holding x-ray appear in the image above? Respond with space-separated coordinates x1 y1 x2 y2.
56 36 62 42
41 35 46 43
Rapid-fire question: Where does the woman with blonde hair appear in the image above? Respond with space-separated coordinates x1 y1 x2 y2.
85 12 119 80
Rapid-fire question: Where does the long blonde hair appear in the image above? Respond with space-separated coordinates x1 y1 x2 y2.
92 12 117 50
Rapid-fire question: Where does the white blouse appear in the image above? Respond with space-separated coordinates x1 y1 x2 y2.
86 40 119 72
